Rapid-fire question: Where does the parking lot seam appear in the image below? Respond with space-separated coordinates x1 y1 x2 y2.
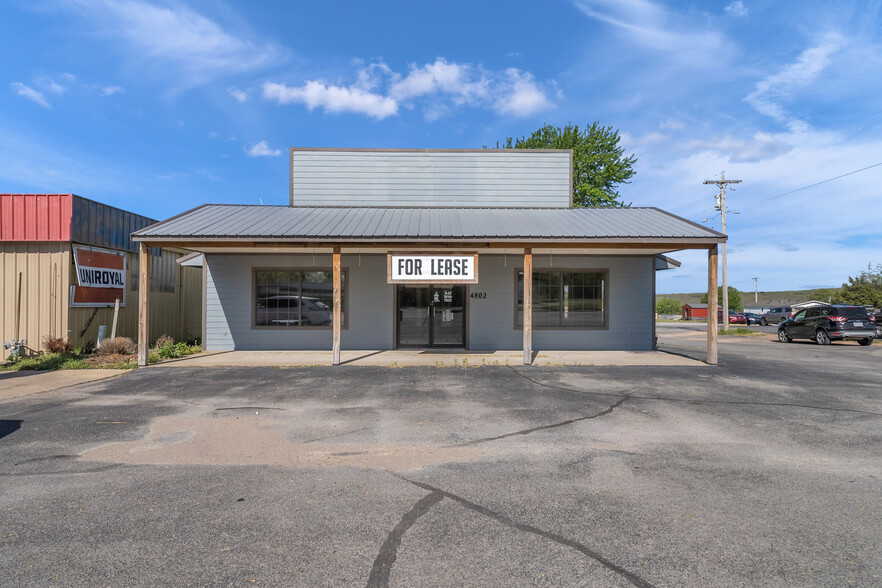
392 473 657 588
366 490 445 588
449 396 629 446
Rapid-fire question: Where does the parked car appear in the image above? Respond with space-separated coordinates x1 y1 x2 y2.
255 295 332 326
742 312 762 325
718 309 747 324
777 305 875 346
760 306 793 325
875 311 882 339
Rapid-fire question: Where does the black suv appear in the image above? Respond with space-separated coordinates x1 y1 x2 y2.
777 305 875 346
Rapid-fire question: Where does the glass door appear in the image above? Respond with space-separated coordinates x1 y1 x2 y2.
398 286 431 346
430 286 464 347
397 285 465 347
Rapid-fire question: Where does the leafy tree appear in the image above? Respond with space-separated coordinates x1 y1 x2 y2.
656 298 682 315
701 286 743 312
835 263 882 308
496 122 637 207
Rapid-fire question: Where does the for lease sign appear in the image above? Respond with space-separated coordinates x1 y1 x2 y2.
388 253 478 283
71 245 127 307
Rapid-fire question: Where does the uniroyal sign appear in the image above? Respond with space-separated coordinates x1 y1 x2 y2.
71 245 127 307
387 253 478 284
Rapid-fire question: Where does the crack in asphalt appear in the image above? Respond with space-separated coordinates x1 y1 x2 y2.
384 473 657 588
507 367 882 417
366 490 445 588
449 396 630 447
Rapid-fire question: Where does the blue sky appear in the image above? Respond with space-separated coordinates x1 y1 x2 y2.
2 0 880 294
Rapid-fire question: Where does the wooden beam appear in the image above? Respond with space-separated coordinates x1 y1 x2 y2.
332 247 341 366
138 243 150 367
523 248 533 365
707 245 718 365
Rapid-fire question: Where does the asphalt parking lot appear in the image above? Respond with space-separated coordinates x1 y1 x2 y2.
1 324 880 587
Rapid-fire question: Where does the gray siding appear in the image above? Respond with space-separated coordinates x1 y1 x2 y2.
467 255 654 351
205 252 654 352
204 253 393 351
291 150 571 208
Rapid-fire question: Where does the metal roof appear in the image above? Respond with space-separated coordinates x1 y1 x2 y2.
133 205 725 243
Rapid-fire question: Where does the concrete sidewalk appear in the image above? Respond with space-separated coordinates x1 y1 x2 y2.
149 348 705 368
0 369 129 403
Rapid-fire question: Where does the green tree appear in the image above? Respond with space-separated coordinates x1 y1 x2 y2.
656 298 682 315
835 263 882 308
496 122 637 207
701 286 743 312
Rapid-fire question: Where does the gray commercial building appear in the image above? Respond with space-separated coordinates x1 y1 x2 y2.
132 149 726 365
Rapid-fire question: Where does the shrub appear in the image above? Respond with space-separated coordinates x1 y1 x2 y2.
154 334 174 349
656 298 682 315
42 336 73 354
97 337 135 356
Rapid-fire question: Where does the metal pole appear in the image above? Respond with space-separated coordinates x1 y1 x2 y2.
752 277 759 304
720 173 729 330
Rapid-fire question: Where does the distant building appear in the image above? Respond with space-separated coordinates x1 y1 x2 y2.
1 194 202 356
682 303 709 320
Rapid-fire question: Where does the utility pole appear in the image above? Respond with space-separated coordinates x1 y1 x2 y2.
752 277 759 304
704 172 741 330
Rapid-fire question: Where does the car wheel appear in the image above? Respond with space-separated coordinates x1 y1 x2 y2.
760 318 767 326
815 329 830 345
777 329 792 343
858 337 873 346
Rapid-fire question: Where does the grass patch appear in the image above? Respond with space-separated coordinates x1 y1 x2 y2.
1 351 138 371
719 328 765 336
2 339 201 371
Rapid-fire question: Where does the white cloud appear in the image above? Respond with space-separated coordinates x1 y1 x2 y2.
263 58 554 120
263 81 398 119
101 85 124 96
725 1 748 17
227 87 248 102
572 0 728 65
677 132 793 163
54 0 284 91
494 69 554 116
245 140 281 157
38 77 68 94
745 33 845 129
11 82 51 108
659 119 685 131
389 58 488 104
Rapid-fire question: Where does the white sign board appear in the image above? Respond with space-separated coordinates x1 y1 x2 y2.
388 253 478 284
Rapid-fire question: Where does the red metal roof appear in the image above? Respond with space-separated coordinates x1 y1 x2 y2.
0 194 73 241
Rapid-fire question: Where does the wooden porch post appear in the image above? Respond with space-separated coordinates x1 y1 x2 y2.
138 242 150 367
707 245 718 365
523 248 533 365
332 247 341 366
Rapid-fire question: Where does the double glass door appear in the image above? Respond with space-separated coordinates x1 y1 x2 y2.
397 285 465 347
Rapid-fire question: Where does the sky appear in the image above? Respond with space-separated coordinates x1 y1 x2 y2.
2 0 880 294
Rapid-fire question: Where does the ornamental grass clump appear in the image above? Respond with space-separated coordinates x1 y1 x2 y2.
42 336 72 354
97 337 136 356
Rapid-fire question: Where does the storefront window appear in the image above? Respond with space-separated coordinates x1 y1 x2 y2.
517 270 606 328
254 269 345 328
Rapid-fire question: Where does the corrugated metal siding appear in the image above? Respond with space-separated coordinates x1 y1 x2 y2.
291 150 571 208
68 249 202 347
0 194 73 241
0 243 69 357
71 195 157 253
135 205 723 241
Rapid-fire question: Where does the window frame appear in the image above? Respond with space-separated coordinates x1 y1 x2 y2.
251 267 348 330
513 267 609 330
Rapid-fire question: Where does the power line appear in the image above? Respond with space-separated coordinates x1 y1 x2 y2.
761 161 882 202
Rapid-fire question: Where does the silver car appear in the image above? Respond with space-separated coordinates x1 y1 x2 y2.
760 306 793 326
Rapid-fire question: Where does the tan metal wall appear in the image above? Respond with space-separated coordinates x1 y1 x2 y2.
2 244 202 355
0 243 70 356
68 248 203 348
